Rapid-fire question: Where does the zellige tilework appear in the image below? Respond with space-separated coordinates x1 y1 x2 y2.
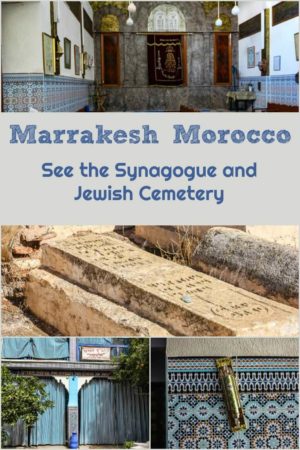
168 357 299 449
2 74 94 112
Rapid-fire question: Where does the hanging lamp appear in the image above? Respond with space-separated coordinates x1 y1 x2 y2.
231 1 240 16
215 1 223 27
128 2 136 14
126 14 134 26
126 2 135 26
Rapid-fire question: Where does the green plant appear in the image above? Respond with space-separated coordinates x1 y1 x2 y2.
1 366 54 447
113 339 149 393
124 440 135 449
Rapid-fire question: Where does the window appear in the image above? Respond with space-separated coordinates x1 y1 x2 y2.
214 33 232 85
272 1 299 26
155 12 166 31
67 2 81 22
148 5 186 32
101 33 120 86
83 9 93 37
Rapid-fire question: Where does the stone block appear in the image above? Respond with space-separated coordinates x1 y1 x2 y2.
51 226 115 241
135 226 246 251
40 233 298 336
21 226 56 243
12 258 40 272
12 245 33 256
192 227 298 308
25 269 171 337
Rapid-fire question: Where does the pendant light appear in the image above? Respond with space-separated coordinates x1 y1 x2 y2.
126 14 134 26
128 2 136 14
215 1 223 27
231 1 240 16
126 1 135 26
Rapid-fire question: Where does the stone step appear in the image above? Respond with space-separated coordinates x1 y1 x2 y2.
40 233 298 337
25 269 171 337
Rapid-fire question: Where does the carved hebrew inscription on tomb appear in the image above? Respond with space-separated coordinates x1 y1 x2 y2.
141 270 271 321
144 273 212 297
211 302 269 320
44 233 298 335
56 234 156 272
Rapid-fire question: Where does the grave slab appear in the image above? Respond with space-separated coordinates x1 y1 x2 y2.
40 233 298 337
192 227 298 308
26 269 171 337
135 225 245 251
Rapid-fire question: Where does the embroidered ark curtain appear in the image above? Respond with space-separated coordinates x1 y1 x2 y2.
147 35 184 86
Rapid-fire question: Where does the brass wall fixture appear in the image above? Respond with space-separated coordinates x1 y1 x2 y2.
216 358 247 432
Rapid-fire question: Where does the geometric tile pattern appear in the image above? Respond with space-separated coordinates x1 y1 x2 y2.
168 357 299 449
239 74 299 109
2 73 94 112
168 392 299 449
168 357 299 394
3 74 297 112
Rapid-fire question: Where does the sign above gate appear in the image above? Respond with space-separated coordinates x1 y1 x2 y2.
80 346 111 361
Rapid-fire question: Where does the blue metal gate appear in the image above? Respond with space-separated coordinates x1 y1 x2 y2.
4 378 67 446
79 379 149 445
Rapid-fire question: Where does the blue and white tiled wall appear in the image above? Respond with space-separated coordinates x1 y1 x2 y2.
2 74 94 112
239 75 299 109
2 73 298 112
168 357 299 449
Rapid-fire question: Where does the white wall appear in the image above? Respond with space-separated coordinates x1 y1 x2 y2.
270 16 299 75
238 1 299 77
40 0 52 36
239 26 263 76
238 0 267 23
2 1 95 79
57 1 82 78
82 2 94 81
238 1 265 77
2 2 45 73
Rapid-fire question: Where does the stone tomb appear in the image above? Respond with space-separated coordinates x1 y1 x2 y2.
134 225 245 252
31 233 299 337
192 227 298 308
26 269 170 337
